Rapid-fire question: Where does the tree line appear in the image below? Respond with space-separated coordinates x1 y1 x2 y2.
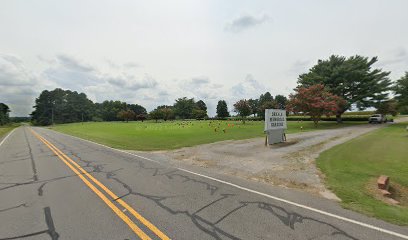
148 98 209 122
30 89 213 125
29 54 408 125
30 88 147 125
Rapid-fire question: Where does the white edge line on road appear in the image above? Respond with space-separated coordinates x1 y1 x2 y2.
41 127 408 240
0 128 17 148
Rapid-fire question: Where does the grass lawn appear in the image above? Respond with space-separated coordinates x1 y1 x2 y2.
317 123 408 225
51 120 365 151
0 124 19 138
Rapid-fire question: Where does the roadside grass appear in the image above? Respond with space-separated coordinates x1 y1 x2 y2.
0 124 19 138
317 123 408 225
51 120 365 151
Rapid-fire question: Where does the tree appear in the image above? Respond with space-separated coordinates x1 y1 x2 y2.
259 100 278 118
0 103 10 125
160 107 175 121
31 88 147 125
100 100 126 121
376 100 398 116
194 100 208 118
297 55 391 122
247 99 259 117
395 72 408 114
31 89 95 125
173 97 195 119
216 100 229 118
192 109 207 119
233 99 251 124
257 92 274 116
149 109 163 122
195 100 207 111
287 84 346 126
259 92 274 104
127 104 147 116
275 95 288 110
136 114 146 122
117 109 136 122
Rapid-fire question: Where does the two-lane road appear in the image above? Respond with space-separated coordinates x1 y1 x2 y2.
1 127 407 239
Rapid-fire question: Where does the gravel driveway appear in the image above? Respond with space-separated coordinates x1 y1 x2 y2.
129 118 408 200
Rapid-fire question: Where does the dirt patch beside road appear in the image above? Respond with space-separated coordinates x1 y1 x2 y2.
129 119 407 200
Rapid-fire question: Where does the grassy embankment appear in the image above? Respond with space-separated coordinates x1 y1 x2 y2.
52 120 365 151
317 122 408 225
0 124 19 138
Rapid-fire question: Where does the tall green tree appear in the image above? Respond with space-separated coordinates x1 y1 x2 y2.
216 100 229 118
275 95 288 110
233 99 251 124
395 72 408 114
257 92 274 116
259 92 273 104
194 100 208 118
297 55 391 122
0 103 10 125
247 98 259 117
173 97 195 119
195 100 207 111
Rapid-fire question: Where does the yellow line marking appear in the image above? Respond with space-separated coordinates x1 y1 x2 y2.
30 129 152 240
30 129 170 240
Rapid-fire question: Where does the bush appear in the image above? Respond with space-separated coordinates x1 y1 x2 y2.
208 115 370 122
343 111 375 116
288 116 368 121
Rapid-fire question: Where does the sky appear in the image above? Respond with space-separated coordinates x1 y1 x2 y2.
1 0 408 117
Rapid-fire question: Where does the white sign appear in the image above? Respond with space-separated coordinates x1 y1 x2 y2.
264 109 287 131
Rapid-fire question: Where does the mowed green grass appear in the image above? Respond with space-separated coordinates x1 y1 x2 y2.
317 123 408 225
51 120 365 151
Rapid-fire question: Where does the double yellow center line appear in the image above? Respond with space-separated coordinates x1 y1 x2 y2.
30 128 170 240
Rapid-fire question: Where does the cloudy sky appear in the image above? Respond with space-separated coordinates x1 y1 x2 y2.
1 0 408 116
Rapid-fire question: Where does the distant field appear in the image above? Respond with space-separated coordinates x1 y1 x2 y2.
51 120 365 151
317 123 408 225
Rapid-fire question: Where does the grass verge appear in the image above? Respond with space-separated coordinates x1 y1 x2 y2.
317 123 408 225
51 120 365 151
0 124 19 139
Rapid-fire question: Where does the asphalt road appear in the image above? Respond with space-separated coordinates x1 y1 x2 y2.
1 127 407 240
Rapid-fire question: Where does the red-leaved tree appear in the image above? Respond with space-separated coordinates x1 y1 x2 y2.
287 84 346 125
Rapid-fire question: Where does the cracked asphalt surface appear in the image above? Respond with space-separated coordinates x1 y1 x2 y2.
0 127 407 239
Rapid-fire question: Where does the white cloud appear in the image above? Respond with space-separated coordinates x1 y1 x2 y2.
225 14 270 33
0 54 36 86
231 74 265 98
0 54 41 116
287 60 311 77
378 48 408 67
1 1 408 116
